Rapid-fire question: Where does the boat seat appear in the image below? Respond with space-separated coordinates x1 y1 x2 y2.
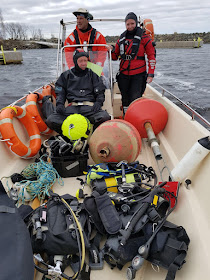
112 82 122 118
102 89 113 119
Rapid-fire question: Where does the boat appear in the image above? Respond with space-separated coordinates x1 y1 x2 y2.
0 18 210 280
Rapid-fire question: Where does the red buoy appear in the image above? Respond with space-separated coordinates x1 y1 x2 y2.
124 98 168 138
89 119 142 164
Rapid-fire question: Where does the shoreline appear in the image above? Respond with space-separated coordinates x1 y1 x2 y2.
1 34 210 51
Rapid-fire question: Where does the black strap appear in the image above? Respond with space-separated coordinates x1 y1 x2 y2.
164 229 189 280
88 28 96 51
93 191 122 235
0 205 15 213
69 255 91 280
144 38 152 48
73 29 80 45
166 238 188 251
136 56 145 60
165 252 187 280
88 232 103 269
79 262 91 280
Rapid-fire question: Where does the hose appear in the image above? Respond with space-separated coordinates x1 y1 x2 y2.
61 197 86 279
14 157 63 204
119 182 167 246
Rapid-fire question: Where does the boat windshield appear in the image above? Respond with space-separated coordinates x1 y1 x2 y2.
59 45 113 90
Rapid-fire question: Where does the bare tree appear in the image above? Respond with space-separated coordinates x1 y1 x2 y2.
0 8 6 39
5 22 28 40
19 24 28 40
5 23 16 39
37 28 44 40
29 26 38 40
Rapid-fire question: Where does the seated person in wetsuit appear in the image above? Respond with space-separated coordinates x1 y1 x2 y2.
45 49 111 133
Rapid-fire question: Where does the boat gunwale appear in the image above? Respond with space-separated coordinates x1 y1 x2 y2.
152 81 210 128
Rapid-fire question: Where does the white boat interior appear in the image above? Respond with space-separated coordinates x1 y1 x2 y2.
0 19 210 280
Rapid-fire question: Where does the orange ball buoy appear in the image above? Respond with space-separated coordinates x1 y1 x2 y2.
124 98 168 138
89 119 142 164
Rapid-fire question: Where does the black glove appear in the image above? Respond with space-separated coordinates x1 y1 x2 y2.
56 104 65 115
92 102 102 113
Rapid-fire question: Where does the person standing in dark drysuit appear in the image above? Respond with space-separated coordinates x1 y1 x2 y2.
43 49 111 133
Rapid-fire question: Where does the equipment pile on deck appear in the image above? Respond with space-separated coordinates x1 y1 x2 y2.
0 96 193 280
2 145 190 280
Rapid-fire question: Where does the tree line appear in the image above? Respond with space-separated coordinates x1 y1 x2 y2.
106 32 210 44
0 8 44 40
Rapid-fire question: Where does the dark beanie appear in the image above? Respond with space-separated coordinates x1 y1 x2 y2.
73 49 89 64
125 12 138 25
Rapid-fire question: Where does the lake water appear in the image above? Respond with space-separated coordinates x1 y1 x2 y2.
0 45 209 123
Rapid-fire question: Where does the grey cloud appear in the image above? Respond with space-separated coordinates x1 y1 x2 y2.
1 0 210 36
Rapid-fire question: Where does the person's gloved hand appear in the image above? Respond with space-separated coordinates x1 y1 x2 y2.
56 104 65 115
92 102 102 113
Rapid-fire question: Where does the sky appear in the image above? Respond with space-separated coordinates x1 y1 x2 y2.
1 0 210 38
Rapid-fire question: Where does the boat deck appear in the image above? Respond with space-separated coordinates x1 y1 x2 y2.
0 83 210 279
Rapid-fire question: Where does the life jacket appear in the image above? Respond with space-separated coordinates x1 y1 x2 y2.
73 28 97 51
143 19 154 41
119 27 144 61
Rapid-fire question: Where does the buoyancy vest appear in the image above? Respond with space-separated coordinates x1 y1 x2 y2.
119 27 144 61
73 28 97 51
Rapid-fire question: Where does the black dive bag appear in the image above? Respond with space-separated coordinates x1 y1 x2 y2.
0 180 34 280
27 192 90 256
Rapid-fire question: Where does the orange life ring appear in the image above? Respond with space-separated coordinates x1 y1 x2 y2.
25 93 53 135
0 106 41 158
143 19 154 41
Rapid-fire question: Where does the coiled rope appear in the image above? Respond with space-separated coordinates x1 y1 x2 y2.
15 157 64 204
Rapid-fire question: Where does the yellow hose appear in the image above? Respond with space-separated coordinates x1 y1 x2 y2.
61 198 86 279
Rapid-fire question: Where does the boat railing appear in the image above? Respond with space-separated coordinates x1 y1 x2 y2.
8 83 55 107
62 19 125 25
152 81 210 128
60 44 113 92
